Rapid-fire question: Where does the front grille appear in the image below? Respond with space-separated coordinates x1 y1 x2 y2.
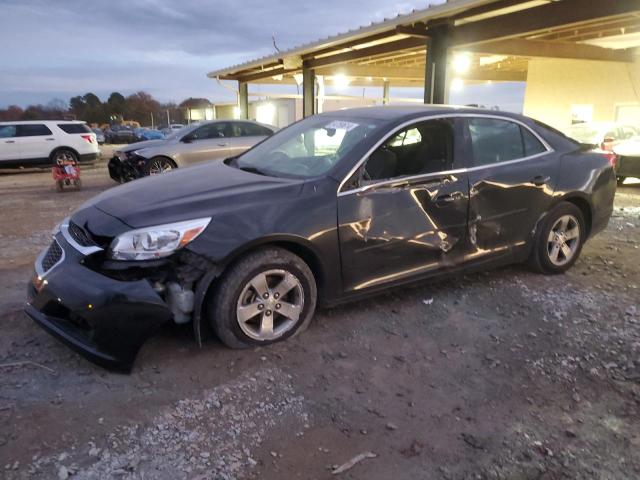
41 240 63 273
68 221 96 247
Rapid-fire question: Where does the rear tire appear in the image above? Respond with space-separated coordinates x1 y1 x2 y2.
208 247 317 349
617 176 626 186
52 148 78 165
528 202 585 274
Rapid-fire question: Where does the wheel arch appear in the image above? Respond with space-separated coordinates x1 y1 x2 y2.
191 234 327 345
558 193 593 237
49 146 80 164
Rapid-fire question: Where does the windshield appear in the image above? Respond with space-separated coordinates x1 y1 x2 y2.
566 123 613 144
166 123 200 141
235 115 382 178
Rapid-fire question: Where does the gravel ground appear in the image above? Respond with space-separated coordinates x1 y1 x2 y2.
0 160 638 480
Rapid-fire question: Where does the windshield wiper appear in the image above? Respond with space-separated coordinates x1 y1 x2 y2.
238 166 267 176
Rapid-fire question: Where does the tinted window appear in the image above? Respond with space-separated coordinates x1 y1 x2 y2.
58 123 91 134
364 119 454 181
190 123 227 140
239 122 272 137
468 118 546 166
18 124 52 136
0 125 17 138
522 127 546 156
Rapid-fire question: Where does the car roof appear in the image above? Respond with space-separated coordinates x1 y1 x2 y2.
320 105 526 122
0 120 86 125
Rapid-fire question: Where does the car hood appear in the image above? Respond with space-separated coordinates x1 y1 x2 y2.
119 138 168 153
77 161 304 230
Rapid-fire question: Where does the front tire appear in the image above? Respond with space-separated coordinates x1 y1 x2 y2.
528 202 585 274
617 176 626 186
208 248 317 349
145 156 176 176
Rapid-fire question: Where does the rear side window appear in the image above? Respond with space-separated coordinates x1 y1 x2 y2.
58 123 91 134
468 118 546 166
0 125 17 138
18 124 52 136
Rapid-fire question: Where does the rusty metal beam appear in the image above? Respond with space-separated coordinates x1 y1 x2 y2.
306 37 427 69
451 0 640 47
463 39 635 63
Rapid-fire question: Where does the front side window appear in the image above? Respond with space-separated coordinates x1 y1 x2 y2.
468 118 546 166
362 119 454 181
237 122 273 137
235 115 382 178
0 125 17 138
190 122 227 140
18 124 52 137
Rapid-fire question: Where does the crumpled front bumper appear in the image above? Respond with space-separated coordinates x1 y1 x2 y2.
108 155 144 183
25 229 172 372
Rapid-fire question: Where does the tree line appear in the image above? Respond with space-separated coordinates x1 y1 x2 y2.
0 91 190 127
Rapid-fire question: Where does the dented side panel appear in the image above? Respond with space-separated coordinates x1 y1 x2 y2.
337 172 469 292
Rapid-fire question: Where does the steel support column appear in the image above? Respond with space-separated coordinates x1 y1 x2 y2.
424 26 449 104
303 67 316 117
238 82 249 119
382 80 390 105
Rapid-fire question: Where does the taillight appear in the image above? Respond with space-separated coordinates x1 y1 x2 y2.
603 152 617 168
81 134 94 144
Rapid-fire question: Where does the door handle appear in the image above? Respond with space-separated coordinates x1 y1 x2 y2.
217 142 229 147
46 138 55 141
5 140 15 144
530 175 550 186
435 191 464 205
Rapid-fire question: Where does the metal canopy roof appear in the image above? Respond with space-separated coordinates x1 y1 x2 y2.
207 0 640 88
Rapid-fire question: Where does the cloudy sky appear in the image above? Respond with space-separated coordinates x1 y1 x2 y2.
0 0 524 110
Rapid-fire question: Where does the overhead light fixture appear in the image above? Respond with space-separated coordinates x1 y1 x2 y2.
271 74 283 81
366 76 373 82
333 74 351 90
451 78 464 92
452 53 472 74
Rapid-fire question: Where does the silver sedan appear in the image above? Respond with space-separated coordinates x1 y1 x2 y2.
108 120 276 181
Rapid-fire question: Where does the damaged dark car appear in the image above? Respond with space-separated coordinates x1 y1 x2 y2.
26 106 616 372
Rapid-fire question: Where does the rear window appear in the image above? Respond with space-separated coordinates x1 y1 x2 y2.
58 123 91 134
18 124 52 136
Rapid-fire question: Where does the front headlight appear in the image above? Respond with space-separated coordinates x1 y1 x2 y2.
108 218 211 260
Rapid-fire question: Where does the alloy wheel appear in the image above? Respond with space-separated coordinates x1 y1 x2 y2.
236 269 304 341
547 214 580 266
148 158 173 175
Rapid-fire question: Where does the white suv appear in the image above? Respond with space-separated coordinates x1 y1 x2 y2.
0 120 100 168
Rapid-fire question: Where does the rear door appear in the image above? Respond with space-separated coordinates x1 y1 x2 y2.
16 124 55 163
0 125 20 163
463 116 558 259
337 117 469 292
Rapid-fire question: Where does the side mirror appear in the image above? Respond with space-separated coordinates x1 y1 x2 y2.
181 135 193 143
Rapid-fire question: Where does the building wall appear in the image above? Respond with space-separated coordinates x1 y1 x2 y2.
523 57 640 131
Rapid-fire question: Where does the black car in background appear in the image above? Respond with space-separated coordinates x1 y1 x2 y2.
105 125 137 144
25 106 616 371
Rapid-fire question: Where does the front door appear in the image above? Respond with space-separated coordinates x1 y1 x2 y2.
180 122 236 165
462 116 559 259
337 118 469 292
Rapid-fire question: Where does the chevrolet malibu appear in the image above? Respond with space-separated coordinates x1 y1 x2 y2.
26 106 616 371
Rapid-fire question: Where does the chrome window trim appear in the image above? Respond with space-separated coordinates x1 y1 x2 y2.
337 113 554 196
35 238 65 278
59 218 104 256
